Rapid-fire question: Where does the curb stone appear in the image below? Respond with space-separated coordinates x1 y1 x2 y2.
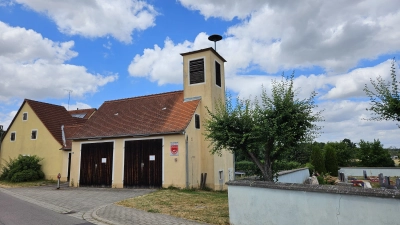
84 204 122 225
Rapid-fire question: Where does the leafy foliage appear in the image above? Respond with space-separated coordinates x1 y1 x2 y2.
324 145 338 176
235 160 302 178
204 74 323 181
364 59 400 127
324 139 357 167
0 155 44 182
358 140 394 167
310 145 326 174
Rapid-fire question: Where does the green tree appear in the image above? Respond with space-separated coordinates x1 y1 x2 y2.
364 59 400 127
310 145 326 174
324 145 338 176
204 74 323 181
325 139 357 167
358 139 394 167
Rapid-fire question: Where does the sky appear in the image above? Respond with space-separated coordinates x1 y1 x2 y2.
1 0 400 147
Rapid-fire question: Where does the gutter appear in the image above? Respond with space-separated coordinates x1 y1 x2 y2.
68 130 184 141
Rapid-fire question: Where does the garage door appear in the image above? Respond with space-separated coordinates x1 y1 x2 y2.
124 139 162 188
79 142 113 187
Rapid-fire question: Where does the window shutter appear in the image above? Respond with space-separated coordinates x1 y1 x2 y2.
189 59 205 84
215 61 221 87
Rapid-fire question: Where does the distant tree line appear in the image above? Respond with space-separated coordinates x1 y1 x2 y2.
235 138 395 177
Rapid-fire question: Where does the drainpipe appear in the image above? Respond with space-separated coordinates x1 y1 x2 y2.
185 135 189 189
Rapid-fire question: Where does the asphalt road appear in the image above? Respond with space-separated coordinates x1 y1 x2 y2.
0 191 93 225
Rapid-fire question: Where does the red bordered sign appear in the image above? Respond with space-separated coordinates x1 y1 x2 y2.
170 142 179 156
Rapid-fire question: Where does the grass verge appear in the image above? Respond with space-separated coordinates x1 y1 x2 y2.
117 188 229 225
0 179 57 188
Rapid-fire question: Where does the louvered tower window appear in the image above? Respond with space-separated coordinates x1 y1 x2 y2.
189 59 205 84
215 61 221 87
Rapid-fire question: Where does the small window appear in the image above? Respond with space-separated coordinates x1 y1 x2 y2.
189 59 205 84
195 114 200 129
215 61 221 87
31 130 37 140
219 170 224 180
22 112 28 121
10 132 16 141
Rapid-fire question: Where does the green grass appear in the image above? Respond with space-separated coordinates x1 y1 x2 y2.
117 188 229 225
0 179 57 188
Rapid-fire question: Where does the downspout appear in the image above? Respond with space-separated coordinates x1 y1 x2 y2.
185 134 189 189
61 125 66 148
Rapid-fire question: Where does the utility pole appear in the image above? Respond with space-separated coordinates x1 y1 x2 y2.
64 89 73 110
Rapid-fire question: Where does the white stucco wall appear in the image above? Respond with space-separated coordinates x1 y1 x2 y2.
228 182 400 225
275 168 309 183
339 167 400 177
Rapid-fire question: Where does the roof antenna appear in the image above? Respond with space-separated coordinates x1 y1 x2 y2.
64 89 73 110
208 34 222 51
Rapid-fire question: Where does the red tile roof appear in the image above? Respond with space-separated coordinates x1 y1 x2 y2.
68 108 97 119
71 91 200 139
24 99 83 146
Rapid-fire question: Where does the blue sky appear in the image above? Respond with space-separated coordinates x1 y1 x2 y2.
1 0 400 147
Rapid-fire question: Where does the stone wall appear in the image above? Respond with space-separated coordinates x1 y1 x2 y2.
227 180 400 225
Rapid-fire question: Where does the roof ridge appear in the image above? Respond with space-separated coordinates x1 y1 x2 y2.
68 108 96 111
25 99 64 108
104 90 183 103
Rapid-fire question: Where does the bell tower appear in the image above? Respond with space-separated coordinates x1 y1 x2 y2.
181 47 233 190
180 47 226 110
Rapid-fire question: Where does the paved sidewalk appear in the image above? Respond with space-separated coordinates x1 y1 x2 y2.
0 184 206 225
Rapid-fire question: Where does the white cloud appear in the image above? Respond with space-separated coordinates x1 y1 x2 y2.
62 102 92 111
178 0 265 20
176 0 400 75
128 33 212 85
0 21 117 102
0 110 17 130
13 0 157 43
316 100 400 147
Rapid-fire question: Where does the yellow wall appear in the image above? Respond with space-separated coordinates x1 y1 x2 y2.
70 134 190 189
182 49 233 190
0 103 69 181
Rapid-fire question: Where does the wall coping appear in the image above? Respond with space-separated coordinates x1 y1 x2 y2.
339 167 400 170
226 180 400 199
277 167 308 176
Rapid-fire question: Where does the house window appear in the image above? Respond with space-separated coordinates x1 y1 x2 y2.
10 132 16 142
22 112 28 121
195 114 200 129
31 130 37 140
189 59 205 84
215 61 221 87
